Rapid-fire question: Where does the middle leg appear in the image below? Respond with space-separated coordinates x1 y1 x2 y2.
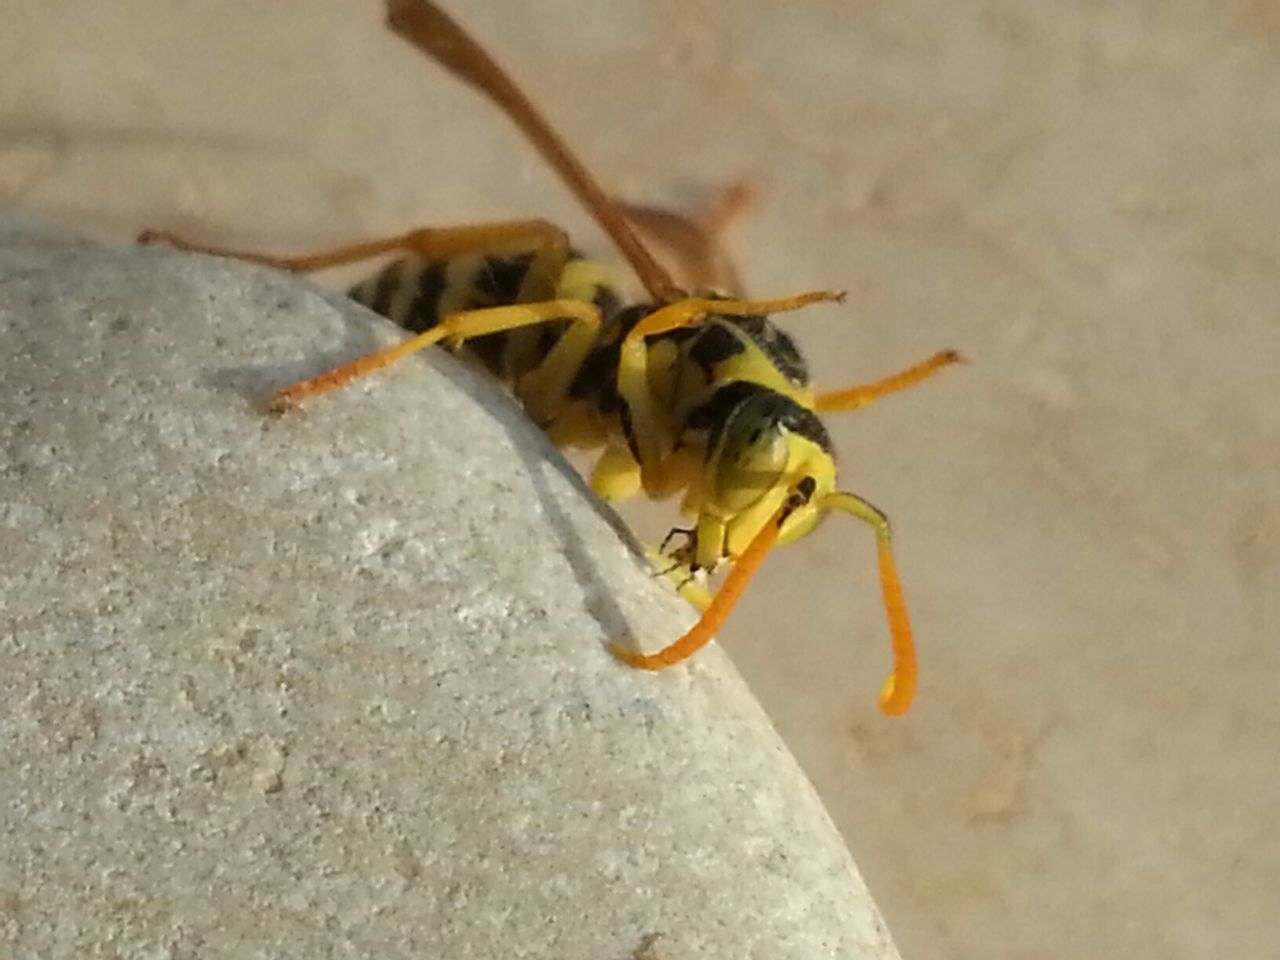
270 298 600 412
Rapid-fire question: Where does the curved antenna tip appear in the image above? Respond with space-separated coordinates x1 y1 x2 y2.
878 672 915 716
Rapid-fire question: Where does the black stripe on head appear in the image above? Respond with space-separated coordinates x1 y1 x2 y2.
686 381 832 455
684 380 759 439
776 397 831 452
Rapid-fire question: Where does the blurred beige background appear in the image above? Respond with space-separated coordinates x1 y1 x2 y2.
3 2 1276 958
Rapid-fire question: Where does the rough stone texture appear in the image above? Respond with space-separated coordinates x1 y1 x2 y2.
0 224 898 960
3 3 1279 958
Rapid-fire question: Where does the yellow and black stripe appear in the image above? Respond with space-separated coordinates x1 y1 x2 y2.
350 252 617 370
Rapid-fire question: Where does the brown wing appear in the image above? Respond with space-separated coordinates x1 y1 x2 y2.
615 181 759 297
385 0 682 304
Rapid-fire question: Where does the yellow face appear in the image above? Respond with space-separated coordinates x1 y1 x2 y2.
695 390 838 568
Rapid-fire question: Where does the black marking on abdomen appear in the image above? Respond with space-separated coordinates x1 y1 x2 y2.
463 326 511 378
402 260 449 333
475 253 536 305
569 304 654 414
350 250 626 389
362 262 403 319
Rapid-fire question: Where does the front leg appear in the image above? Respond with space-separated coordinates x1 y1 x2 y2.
644 543 712 613
612 482 812 670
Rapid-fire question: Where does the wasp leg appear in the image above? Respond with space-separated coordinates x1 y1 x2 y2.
616 291 844 491
513 305 604 426
588 444 642 502
814 349 962 413
139 218 570 303
613 485 806 669
643 544 712 613
658 525 696 557
269 298 600 412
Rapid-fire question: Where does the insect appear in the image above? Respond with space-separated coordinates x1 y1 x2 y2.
140 0 959 716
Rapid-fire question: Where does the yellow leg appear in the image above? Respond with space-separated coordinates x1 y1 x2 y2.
612 485 808 670
814 349 962 413
139 218 571 304
615 482 919 719
823 492 917 717
589 445 642 501
515 307 601 425
270 299 600 412
615 291 844 484
644 545 713 613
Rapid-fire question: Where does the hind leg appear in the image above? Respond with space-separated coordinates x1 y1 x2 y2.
139 219 570 303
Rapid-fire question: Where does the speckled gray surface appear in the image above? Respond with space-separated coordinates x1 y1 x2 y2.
4 3 1279 958
0 226 898 959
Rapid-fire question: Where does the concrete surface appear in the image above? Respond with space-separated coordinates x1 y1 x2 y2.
2 2 1277 958
0 223 898 959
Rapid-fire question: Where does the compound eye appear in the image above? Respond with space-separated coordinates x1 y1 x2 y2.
713 409 788 514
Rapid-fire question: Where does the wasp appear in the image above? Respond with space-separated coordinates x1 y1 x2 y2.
140 0 959 716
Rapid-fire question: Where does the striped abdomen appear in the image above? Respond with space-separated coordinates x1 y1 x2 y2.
349 251 621 385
